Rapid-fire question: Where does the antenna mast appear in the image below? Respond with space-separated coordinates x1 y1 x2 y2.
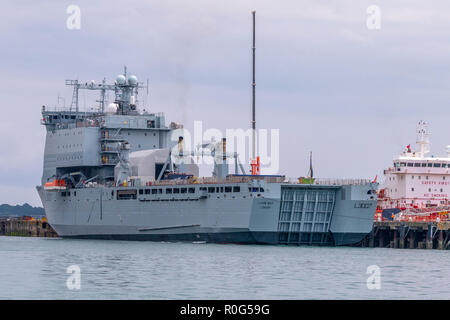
250 10 260 175
252 10 256 160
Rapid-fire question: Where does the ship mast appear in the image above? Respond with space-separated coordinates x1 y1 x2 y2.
250 10 260 175
416 120 430 158
252 10 256 160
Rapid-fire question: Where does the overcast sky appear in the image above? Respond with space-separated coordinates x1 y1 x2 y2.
2 0 450 206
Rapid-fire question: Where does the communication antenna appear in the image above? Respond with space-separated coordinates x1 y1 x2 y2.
416 120 430 157
250 10 260 175
57 93 65 109
307 152 314 179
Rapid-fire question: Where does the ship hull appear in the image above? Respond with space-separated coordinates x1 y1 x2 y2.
37 182 376 246
59 230 366 246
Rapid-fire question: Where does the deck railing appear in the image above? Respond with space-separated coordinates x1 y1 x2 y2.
284 177 373 186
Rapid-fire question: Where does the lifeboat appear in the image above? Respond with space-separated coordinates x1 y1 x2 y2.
44 179 67 191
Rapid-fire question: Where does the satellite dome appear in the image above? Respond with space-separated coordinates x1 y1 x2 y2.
127 75 138 86
106 103 118 114
116 74 126 85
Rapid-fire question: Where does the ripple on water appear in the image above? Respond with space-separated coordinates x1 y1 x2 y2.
1 237 450 299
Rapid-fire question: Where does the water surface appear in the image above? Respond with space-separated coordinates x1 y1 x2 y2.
0 236 448 299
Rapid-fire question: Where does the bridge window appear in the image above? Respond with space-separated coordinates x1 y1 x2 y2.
180 188 187 194
414 163 420 167
434 163 441 167
421 163 427 167
427 163 433 167
407 163 413 167
225 186 232 193
188 188 195 193
151 189 157 194
166 188 172 194
139 189 143 195
233 186 240 192
145 189 150 195
208 187 215 193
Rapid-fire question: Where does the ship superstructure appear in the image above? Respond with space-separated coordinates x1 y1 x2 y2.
40 68 177 187
36 69 378 246
378 121 450 217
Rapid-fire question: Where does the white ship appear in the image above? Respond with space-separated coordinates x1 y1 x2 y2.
378 121 450 216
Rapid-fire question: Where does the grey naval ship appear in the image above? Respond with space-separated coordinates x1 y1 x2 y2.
36 68 378 246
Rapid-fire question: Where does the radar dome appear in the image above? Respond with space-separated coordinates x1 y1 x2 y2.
106 103 118 114
116 74 126 85
127 75 138 86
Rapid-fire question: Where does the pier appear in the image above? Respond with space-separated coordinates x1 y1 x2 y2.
361 221 450 250
0 217 58 238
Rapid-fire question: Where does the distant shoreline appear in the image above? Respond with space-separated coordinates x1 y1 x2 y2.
0 203 44 218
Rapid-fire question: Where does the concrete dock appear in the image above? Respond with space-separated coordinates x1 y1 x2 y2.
0 218 58 238
360 221 450 250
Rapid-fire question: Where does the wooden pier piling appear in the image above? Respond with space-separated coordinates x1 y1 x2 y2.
409 230 415 249
364 221 450 250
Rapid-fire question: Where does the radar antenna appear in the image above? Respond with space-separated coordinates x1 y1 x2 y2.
65 68 146 115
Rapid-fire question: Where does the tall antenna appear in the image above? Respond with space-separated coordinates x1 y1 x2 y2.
252 10 256 160
307 151 314 179
416 120 430 157
250 11 260 175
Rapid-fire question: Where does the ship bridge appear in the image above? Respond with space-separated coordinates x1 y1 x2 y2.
40 69 179 186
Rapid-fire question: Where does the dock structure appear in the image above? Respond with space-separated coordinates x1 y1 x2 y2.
0 218 58 238
361 221 450 250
